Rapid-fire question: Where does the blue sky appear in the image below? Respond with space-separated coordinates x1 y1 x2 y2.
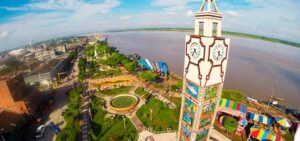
0 0 299 51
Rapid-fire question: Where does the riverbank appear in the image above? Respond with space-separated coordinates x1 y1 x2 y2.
108 28 300 48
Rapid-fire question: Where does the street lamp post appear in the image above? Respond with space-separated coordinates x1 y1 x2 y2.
122 116 126 131
150 109 153 121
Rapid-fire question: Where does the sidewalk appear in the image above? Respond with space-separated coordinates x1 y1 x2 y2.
137 129 231 141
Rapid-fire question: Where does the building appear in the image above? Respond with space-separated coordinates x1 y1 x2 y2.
0 73 40 133
24 58 67 86
34 49 57 61
9 49 25 56
55 45 67 54
178 0 231 141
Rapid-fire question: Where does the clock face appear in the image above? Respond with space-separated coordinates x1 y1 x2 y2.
212 44 225 61
189 42 201 59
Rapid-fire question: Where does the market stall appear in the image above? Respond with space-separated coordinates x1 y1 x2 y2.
217 99 249 135
247 112 273 127
218 98 248 118
248 127 285 141
274 117 292 135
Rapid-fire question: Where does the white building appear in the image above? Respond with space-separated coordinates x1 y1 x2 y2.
9 49 25 56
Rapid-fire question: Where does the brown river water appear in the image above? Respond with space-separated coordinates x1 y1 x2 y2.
107 31 300 110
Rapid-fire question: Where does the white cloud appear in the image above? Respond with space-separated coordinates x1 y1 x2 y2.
152 0 198 7
0 0 121 51
185 10 194 17
120 15 131 20
221 0 300 42
0 0 300 51
0 31 8 39
2 0 121 14
152 0 200 14
225 10 239 17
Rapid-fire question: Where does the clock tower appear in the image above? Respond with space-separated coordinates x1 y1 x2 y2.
177 0 230 141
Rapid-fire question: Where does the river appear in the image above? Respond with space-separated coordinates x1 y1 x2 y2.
107 31 300 110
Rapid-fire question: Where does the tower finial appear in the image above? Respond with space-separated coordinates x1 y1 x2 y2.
199 0 219 13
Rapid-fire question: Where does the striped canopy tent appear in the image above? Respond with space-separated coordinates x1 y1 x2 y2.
248 128 285 141
248 112 273 126
275 117 292 128
218 98 248 118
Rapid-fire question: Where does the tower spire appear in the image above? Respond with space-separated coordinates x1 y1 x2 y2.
199 0 219 13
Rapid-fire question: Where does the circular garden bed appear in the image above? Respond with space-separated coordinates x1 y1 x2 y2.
109 94 139 112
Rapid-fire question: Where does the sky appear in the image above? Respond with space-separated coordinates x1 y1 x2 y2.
0 0 299 51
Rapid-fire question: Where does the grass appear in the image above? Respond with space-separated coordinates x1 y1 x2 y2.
109 28 300 48
90 96 138 141
170 97 182 107
135 87 151 99
223 116 238 133
222 89 246 103
111 96 137 108
93 69 122 78
136 96 180 132
100 86 132 95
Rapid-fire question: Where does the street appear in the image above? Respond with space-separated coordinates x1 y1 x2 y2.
37 57 79 141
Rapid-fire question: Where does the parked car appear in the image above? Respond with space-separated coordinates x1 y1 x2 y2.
48 122 61 135
35 125 46 139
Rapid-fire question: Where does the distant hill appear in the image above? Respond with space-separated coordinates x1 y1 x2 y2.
108 28 300 48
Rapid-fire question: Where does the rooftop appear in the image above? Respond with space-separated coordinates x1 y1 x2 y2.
25 58 64 76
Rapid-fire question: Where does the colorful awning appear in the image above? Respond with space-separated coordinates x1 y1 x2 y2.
218 98 248 115
249 128 285 141
275 117 292 128
248 112 273 126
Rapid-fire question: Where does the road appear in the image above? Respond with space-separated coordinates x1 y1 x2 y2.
37 58 79 141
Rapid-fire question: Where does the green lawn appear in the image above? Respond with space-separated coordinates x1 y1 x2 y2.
223 116 238 133
111 96 137 108
221 89 246 103
90 96 138 141
135 87 151 99
100 86 132 95
136 96 180 132
93 69 122 78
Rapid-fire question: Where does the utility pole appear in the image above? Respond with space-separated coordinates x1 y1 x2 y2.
267 86 275 109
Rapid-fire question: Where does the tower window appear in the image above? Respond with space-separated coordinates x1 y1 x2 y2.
212 22 218 37
199 22 204 36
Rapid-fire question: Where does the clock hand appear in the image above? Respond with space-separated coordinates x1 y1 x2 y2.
192 49 197 56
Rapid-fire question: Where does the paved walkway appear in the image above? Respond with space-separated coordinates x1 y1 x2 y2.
209 129 232 141
137 129 231 141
